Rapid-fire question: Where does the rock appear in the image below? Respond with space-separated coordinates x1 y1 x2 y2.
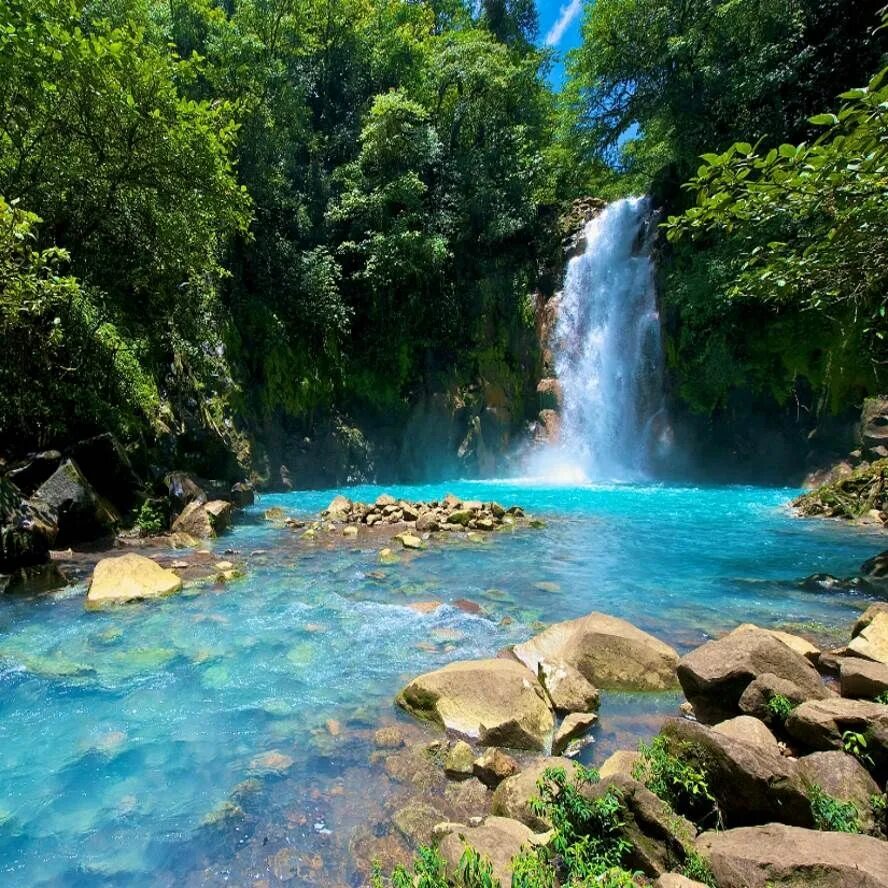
375 493 396 507
407 600 442 614
854 603 888 637
378 547 399 564
599 749 641 780
342 525 358 538
586 774 696 878
447 509 473 526
490 757 579 830
659 717 813 827
165 471 207 512
653 876 709 888
861 396 888 449
537 659 600 714
848 611 888 664
552 712 598 755
397 532 423 550
797 750 881 833
323 494 352 520
7 450 62 494
437 816 538 888
736 623 820 663
713 715 780 754
172 499 232 539
0 478 56 570
393 800 446 843
66 433 141 511
696 823 888 887
785 698 888 775
415 511 439 533
229 481 254 508
738 671 833 724
861 550 888 582
513 611 679 692
536 377 563 411
372 725 406 749
399 501 420 521
444 740 475 780
86 554 182 607
33 459 119 545
473 748 519 788
840 657 888 699
396 658 554 751
678 625 828 723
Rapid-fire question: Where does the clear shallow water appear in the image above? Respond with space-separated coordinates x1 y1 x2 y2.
0 481 884 886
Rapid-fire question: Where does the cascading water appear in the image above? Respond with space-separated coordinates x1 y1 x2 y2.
533 196 669 482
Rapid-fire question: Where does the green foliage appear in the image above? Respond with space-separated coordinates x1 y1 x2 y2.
135 500 166 536
876 691 888 705
633 736 718 825
767 693 796 724
808 783 862 833
842 729 876 769
680 850 716 886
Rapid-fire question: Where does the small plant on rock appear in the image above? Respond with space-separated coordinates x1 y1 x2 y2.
680 850 717 887
135 500 166 536
875 690 888 705
842 729 875 769
766 693 795 723
633 736 718 826
808 783 861 834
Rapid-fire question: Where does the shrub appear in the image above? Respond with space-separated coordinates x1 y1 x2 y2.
808 784 861 834
842 730 875 769
135 500 166 536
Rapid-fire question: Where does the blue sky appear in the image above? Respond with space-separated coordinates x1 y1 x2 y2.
536 0 585 87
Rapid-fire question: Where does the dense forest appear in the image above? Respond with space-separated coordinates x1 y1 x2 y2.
1 0 886 488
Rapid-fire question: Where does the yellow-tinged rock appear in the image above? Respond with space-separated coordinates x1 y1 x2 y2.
86 554 182 608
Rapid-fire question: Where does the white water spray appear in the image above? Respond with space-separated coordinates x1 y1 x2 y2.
532 197 669 482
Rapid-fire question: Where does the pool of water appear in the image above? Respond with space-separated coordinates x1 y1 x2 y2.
0 481 883 886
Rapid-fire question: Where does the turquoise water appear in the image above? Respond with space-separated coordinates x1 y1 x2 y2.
0 481 884 886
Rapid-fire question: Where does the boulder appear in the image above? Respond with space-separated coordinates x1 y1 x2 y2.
86 554 182 607
785 698 888 776
696 823 888 887
491 757 579 831
7 450 62 494
713 715 780 754
537 659 600 714
677 625 828 723
736 623 819 664
396 532 423 550
415 511 439 533
473 748 519 788
513 612 679 692
653 876 709 888
848 611 888 664
0 478 56 570
552 711 598 755
437 816 538 888
861 550 888 582
840 657 888 699
165 471 207 512
738 671 833 725
599 749 641 780
230 482 255 508
171 499 232 539
797 750 881 833
396 658 554 751
375 493 396 507
323 494 352 520
444 740 475 780
33 459 119 545
659 718 813 827
66 433 141 510
585 774 696 878
853 603 888 637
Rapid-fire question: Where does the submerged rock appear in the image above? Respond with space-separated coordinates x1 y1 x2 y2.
513 611 679 692
696 823 888 888
86 554 182 607
396 658 554 751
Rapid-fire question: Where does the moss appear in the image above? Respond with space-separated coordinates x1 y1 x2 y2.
794 458 888 520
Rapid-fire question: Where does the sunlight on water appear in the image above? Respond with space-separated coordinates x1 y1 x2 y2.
0 481 883 885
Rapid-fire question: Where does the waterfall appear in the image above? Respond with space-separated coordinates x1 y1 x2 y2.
534 196 669 482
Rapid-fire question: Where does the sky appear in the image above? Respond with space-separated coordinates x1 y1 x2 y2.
536 0 585 87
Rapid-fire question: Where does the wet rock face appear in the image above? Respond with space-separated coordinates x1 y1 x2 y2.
697 823 888 888
396 658 555 752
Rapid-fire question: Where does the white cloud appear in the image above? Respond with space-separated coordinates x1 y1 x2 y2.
545 0 583 46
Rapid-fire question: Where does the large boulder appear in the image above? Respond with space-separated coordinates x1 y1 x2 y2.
491 756 579 831
396 658 554 751
854 603 888 637
323 495 352 521
86 554 182 607
165 471 207 513
436 816 538 888
171 499 232 539
33 459 119 545
585 774 696 878
785 698 888 777
0 478 56 570
735 623 819 664
537 659 600 714
840 657 888 699
513 612 679 692
796 750 882 833
677 625 828 723
696 823 888 887
848 611 888 664
713 715 780 754
659 718 813 828
66 433 141 511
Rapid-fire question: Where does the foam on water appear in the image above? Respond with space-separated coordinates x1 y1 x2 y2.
0 481 882 885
